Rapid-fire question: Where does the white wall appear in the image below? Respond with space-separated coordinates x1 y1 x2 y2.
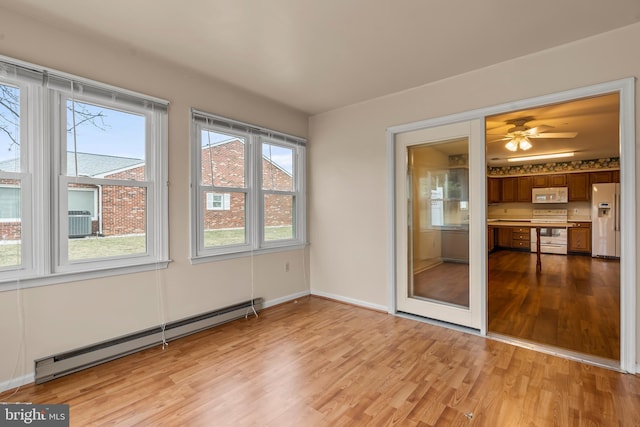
0 7 310 388
309 24 640 357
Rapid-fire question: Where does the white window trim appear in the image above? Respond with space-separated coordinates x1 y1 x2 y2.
0 184 22 222
190 110 307 262
205 192 231 211
68 187 98 220
0 54 169 291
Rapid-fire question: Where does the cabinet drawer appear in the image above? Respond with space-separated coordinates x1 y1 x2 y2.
511 232 530 241
511 240 530 248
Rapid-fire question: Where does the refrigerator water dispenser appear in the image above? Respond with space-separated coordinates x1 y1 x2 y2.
597 202 611 217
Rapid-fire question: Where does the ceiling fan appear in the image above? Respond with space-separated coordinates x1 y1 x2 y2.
494 116 578 152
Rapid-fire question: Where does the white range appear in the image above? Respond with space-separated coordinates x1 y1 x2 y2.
530 209 568 255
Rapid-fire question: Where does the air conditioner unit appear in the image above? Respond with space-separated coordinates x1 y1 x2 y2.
68 210 92 237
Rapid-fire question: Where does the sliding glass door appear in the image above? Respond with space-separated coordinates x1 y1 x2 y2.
395 120 483 329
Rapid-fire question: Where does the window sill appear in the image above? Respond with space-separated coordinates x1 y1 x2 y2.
0 260 171 292
190 243 307 265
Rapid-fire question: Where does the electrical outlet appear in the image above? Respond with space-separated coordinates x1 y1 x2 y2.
285 261 290 272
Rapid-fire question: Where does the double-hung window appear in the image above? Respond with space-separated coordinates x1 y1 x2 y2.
190 110 306 261
0 56 168 288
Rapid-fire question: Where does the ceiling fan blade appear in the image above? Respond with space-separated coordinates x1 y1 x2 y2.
486 136 511 143
529 132 578 139
526 125 554 135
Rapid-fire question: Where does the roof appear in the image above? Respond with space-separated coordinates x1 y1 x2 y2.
0 152 144 177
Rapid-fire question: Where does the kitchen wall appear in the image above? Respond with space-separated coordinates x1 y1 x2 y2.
0 7 310 389
488 201 592 221
309 23 640 362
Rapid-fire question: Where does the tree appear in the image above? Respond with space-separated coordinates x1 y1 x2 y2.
0 82 108 157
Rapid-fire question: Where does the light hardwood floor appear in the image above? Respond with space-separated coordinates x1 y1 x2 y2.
1 296 638 426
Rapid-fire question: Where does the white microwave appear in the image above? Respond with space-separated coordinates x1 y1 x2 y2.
531 187 568 204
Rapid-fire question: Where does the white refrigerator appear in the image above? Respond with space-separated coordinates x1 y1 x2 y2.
591 183 620 258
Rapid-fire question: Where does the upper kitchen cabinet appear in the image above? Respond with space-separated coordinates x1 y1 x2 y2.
531 174 567 188
567 173 590 201
500 177 517 202
488 177 501 203
590 171 613 184
516 176 532 202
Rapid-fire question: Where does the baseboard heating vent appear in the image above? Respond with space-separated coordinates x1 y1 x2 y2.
34 298 263 384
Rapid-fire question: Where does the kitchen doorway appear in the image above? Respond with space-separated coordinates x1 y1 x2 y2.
485 92 624 365
388 78 635 372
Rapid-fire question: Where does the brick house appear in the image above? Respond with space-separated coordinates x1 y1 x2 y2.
201 138 293 232
0 140 292 240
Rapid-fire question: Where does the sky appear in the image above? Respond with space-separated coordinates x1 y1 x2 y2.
0 91 146 165
1 83 293 174
66 100 146 160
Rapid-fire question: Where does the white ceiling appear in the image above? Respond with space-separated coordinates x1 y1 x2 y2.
1 0 639 115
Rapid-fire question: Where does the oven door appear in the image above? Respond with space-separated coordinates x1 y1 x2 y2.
540 227 564 238
530 227 568 254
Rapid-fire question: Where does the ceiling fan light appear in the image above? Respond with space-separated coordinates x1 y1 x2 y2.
505 140 518 151
519 137 532 150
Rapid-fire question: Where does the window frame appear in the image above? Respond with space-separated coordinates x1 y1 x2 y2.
0 55 169 290
190 110 306 263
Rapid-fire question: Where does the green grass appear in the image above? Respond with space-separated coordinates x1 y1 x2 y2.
0 226 293 266
69 235 147 260
0 243 21 267
204 226 293 247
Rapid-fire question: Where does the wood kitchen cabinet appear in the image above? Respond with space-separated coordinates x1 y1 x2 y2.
488 178 501 203
488 226 495 252
567 173 590 201
531 175 548 188
568 222 592 254
612 170 620 183
516 176 532 202
501 177 517 202
494 226 530 251
532 174 567 188
510 227 530 250
497 228 512 248
548 174 567 187
590 171 612 184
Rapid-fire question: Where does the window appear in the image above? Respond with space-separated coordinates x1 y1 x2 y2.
190 110 306 260
0 56 168 287
206 193 231 211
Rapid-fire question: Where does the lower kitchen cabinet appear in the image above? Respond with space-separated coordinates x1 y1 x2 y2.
494 226 531 251
568 222 592 254
510 227 530 250
496 228 512 248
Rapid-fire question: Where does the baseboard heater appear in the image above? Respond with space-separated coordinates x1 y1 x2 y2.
34 298 263 384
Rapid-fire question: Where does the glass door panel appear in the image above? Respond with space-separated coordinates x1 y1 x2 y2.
395 120 482 329
409 143 470 307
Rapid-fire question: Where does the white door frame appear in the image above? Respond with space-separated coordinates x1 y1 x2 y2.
394 120 484 329
386 77 636 373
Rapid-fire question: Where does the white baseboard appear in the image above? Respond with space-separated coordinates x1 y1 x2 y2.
0 373 34 394
310 289 389 312
262 290 311 309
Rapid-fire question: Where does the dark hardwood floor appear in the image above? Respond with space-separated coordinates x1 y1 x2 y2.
1 296 638 426
488 250 620 360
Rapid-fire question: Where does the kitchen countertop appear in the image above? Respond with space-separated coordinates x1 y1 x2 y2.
487 219 585 227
